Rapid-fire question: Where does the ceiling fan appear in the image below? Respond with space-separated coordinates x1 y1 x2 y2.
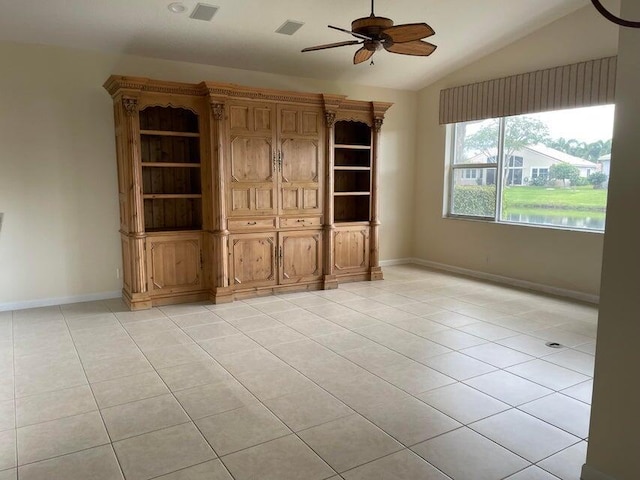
302 0 437 64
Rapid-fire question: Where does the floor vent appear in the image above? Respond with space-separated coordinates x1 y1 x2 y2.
545 342 563 349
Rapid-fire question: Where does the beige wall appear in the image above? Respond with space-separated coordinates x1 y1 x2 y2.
586 0 640 478
413 5 619 298
0 42 417 308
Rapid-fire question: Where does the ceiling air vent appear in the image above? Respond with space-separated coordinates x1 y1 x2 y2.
190 3 219 21
276 20 305 35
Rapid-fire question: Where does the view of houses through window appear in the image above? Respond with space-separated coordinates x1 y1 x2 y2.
448 105 615 231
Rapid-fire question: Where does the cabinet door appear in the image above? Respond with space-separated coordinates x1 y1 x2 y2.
229 233 277 288
279 231 323 285
147 234 203 295
277 105 323 215
227 102 277 216
333 226 370 273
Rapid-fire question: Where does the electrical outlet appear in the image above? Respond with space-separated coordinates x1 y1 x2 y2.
116 268 121 279
0 213 3 234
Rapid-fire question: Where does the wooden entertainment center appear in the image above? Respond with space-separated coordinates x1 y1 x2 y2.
104 76 392 310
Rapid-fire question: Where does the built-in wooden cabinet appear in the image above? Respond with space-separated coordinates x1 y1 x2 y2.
104 75 391 309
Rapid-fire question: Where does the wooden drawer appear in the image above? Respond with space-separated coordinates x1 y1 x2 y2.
279 216 322 228
228 217 277 231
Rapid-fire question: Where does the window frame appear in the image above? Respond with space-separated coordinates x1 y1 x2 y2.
446 114 607 233
448 119 505 221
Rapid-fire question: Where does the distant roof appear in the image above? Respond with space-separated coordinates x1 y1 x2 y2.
525 145 597 167
465 145 598 167
599 154 611 161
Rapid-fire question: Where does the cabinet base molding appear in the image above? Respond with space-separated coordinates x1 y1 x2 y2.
210 287 235 305
232 282 324 301
323 275 339 290
127 290 209 310
370 266 384 281
123 291 153 311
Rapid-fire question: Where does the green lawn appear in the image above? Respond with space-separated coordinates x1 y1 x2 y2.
503 186 608 211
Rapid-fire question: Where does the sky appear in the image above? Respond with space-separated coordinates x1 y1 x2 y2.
528 104 615 144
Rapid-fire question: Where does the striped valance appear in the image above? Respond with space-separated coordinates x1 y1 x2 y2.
439 56 617 125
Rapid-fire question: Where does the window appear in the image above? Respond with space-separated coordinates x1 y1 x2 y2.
447 105 615 231
531 168 549 180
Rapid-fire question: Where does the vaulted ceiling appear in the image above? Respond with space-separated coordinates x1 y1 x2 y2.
0 0 589 90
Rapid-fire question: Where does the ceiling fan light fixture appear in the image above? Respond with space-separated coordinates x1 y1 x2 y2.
301 0 437 63
167 2 187 14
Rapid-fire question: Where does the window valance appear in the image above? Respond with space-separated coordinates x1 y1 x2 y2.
439 56 617 125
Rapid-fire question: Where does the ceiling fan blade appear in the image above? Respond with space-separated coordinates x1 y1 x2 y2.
354 47 374 65
302 40 362 52
328 25 372 41
382 23 435 43
384 40 437 56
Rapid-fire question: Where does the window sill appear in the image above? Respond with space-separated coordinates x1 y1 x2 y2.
443 214 604 235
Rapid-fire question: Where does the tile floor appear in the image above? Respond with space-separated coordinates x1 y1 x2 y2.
0 265 597 479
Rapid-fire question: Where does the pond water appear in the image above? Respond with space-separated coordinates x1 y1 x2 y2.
504 212 606 230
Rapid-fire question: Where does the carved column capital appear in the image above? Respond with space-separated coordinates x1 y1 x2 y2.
325 111 336 128
122 97 138 116
374 117 384 133
211 102 225 120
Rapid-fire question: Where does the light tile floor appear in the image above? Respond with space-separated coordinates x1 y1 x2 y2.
0 265 596 479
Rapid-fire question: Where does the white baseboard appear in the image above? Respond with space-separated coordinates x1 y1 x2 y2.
0 291 121 312
379 258 415 266
386 257 599 304
581 464 618 480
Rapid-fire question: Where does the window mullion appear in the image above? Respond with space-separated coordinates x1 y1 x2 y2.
495 118 506 222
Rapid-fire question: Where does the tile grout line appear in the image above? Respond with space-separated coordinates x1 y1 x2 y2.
110 305 242 480
60 300 127 480
8 268 597 478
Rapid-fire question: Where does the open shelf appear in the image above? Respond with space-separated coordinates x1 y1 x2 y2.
334 121 371 146
142 167 201 196
139 106 199 133
139 106 202 232
333 120 372 224
141 135 200 164
335 170 371 193
335 148 371 168
334 195 370 223
140 130 200 138
144 198 202 231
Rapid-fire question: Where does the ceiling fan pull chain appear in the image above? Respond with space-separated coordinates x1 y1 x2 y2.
370 60 375 66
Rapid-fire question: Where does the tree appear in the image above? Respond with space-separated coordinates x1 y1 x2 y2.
465 117 550 159
545 137 612 162
588 172 608 189
464 117 550 188
549 163 580 187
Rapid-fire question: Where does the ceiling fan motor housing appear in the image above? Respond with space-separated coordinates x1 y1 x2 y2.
352 16 394 37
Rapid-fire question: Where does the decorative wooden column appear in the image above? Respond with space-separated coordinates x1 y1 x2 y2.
322 94 346 289
208 97 233 303
119 94 152 309
369 102 392 280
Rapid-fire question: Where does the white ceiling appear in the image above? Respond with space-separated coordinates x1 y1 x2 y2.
0 0 589 90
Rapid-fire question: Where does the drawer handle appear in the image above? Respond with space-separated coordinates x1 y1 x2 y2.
296 219 305 222
247 221 257 225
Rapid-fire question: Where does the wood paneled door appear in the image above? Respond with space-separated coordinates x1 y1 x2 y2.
228 232 278 288
146 234 203 295
278 230 323 284
227 102 278 216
